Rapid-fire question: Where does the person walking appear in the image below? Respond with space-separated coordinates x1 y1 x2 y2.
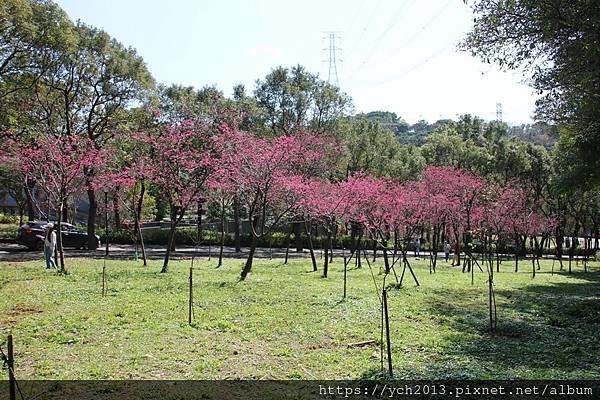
44 224 57 269
444 241 451 263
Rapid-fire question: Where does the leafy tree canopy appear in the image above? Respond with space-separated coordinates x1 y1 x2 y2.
254 65 352 136
461 0 600 186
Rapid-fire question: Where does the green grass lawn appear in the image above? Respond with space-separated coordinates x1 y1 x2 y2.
1 255 599 379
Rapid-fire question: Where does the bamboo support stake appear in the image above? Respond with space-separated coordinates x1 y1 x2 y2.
383 289 393 377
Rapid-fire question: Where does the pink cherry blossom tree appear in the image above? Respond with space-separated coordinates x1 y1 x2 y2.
135 122 216 273
387 182 423 286
491 185 554 277
206 164 238 268
4 134 107 273
336 175 418 284
296 179 346 277
433 166 487 272
415 167 458 273
93 157 153 266
215 127 335 279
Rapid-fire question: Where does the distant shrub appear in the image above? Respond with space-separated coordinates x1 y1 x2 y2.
98 224 395 250
0 213 19 224
102 229 135 244
0 223 19 240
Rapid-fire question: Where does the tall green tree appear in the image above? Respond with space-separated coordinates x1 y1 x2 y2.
254 65 351 136
423 114 547 185
11 17 154 247
72 24 151 247
462 0 600 186
0 0 76 99
253 65 351 251
158 84 225 126
340 117 425 181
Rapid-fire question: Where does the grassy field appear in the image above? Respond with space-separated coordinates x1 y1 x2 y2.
1 254 599 379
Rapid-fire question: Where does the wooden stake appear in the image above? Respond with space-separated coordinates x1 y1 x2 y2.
343 256 347 299
104 191 109 257
471 257 474 285
284 224 293 264
188 267 193 325
7 334 16 400
101 263 106 297
382 289 393 377
380 296 384 372
488 277 494 333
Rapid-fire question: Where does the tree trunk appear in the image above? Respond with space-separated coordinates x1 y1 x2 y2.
284 223 293 264
135 180 147 266
382 240 390 274
393 230 399 265
233 194 241 252
330 225 335 263
295 222 303 252
323 231 332 278
556 228 564 270
87 188 98 250
350 222 358 254
104 191 109 257
133 211 146 266
113 191 120 231
306 221 317 272
217 201 225 268
569 234 577 274
431 226 439 273
584 236 590 272
496 251 500 273
196 201 202 244
25 180 35 221
241 220 258 280
356 231 363 268
62 204 68 225
161 219 178 273
534 235 543 269
373 240 377 262
169 205 177 252
514 234 520 272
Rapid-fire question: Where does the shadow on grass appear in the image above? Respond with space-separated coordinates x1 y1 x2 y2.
546 269 600 283
360 270 600 379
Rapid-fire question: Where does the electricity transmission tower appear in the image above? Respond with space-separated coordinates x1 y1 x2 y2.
322 31 342 87
496 102 503 122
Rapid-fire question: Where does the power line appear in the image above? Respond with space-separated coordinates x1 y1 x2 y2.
346 0 416 80
372 0 453 66
346 0 367 35
346 0 383 60
359 36 459 87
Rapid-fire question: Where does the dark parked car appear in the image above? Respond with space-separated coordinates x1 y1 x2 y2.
16 221 100 250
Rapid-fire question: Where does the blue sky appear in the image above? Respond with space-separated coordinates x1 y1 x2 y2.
55 0 537 125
